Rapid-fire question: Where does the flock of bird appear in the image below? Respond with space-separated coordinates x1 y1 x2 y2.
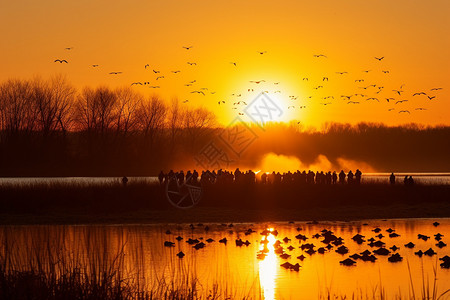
53 46 443 118
163 221 450 270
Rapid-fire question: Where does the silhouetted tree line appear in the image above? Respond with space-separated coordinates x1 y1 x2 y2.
0 76 449 176
0 76 216 176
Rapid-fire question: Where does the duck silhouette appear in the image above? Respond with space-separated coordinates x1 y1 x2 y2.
176 251 185 258
340 258 356 266
388 253 403 263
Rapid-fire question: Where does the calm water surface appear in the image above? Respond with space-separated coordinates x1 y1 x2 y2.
1 219 450 299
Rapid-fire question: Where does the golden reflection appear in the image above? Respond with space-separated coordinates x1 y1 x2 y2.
258 230 278 300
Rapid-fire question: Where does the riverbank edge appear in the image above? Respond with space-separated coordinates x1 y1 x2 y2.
1 201 449 225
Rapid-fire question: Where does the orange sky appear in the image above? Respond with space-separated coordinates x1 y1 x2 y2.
0 0 449 128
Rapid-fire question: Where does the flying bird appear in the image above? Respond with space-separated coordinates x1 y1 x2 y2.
427 96 436 100
395 100 408 104
144 64 150 69
347 101 360 104
355 79 364 82
366 97 379 102
148 86 160 88
363 70 371 73
288 106 295 109
399 110 410 114
415 108 427 110
187 62 197 65
336 72 348 75
313 54 327 58
323 77 329 81
191 91 205 95
109 72 122 74
64 47 73 50
131 82 143 86
230 62 237 66
238 112 244 115
320 102 332 105
156 76 164 80
91 64 99 67
385 98 395 103
413 92 427 96
382 70 390 73
257 51 267 55
54 59 68 63
302 78 309 81
374 56 384 61
182 46 193 50
388 108 395 111
393 90 403 96
171 70 181 73
430 87 443 91
183 100 189 103
250 80 265 84
153 70 160 73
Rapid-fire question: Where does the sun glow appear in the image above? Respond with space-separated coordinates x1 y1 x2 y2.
258 231 278 300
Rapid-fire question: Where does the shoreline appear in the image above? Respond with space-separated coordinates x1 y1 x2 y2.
1 201 450 225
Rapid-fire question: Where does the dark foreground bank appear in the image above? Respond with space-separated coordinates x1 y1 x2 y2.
0 181 449 224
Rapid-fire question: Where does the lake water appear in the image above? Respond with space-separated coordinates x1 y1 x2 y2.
1 219 450 299
1 173 450 186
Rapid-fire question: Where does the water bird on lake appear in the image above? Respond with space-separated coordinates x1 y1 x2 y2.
193 242 205 250
440 256 450 268
372 227 382 233
340 258 356 266
390 245 400 251
176 236 183 241
435 233 443 241
389 233 400 238
405 242 415 248
436 241 447 248
424 248 437 256
335 245 349 255
176 251 185 258
164 241 175 247
415 250 424 257
206 238 214 243
373 248 390 256
418 234 430 241
219 238 227 244
388 253 403 263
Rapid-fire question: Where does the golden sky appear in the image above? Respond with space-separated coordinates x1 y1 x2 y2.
1 0 449 127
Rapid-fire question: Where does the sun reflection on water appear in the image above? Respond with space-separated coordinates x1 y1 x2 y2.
258 229 279 300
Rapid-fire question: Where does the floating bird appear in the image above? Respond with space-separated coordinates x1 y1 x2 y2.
54 59 68 63
374 56 384 61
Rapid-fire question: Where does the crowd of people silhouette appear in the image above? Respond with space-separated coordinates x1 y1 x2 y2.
158 168 374 186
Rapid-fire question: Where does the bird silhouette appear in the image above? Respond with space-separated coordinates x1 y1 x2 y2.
144 64 150 69
366 97 379 102
191 91 205 95
171 70 181 73
355 79 364 82
109 72 122 74
250 80 265 84
313 54 327 58
336 72 348 75
393 90 403 96
388 108 395 111
299 105 306 109
156 76 164 80
427 96 436 100
413 92 427 96
187 62 197 65
257 51 267 55
182 46 193 50
153 69 160 73
288 106 295 109
238 112 244 115
64 47 73 50
321 102 332 105
374 56 384 61
385 98 395 103
395 100 408 104
183 100 189 103
382 70 390 73
91 64 99 67
399 110 410 114
131 82 143 86
430 87 442 91
302 78 309 81
230 62 237 66
148 86 160 88
54 59 68 63
415 108 427 110
347 101 360 104
323 77 329 81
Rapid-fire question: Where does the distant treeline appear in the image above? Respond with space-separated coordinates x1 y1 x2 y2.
0 76 449 176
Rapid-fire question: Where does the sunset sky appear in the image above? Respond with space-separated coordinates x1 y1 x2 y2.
1 0 449 128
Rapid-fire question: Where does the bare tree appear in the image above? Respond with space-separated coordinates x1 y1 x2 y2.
113 87 142 136
183 107 216 151
136 95 167 149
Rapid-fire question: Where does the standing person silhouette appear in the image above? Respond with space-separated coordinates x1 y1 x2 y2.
355 169 362 184
347 170 354 184
339 170 346 184
122 176 128 187
389 173 396 185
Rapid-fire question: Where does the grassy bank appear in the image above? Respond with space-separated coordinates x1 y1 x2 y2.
0 181 449 225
